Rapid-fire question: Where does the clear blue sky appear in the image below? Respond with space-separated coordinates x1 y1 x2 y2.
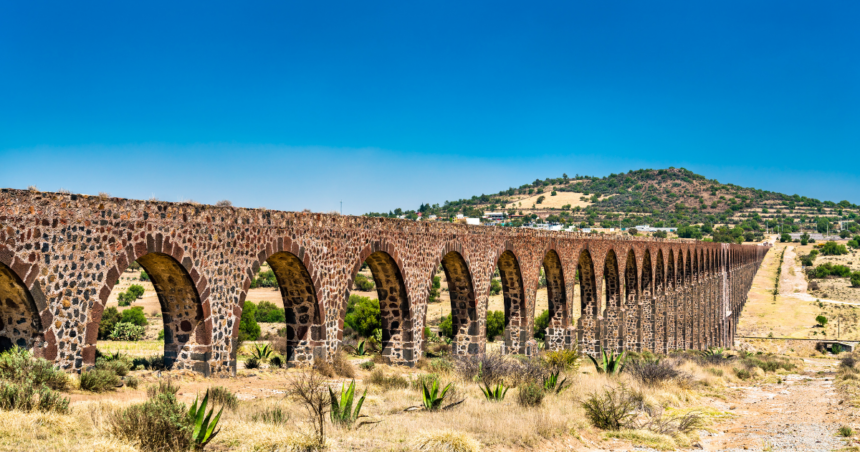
2 1 858 214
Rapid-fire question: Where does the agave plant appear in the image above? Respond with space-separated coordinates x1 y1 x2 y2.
587 348 627 375
701 347 726 358
421 379 453 410
329 380 368 428
251 344 274 363
188 390 224 451
542 371 570 394
479 381 508 402
347 340 369 357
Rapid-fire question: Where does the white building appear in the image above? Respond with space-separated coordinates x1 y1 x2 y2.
483 212 506 221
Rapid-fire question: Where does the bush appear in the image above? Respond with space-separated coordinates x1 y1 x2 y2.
139 270 150 281
345 295 380 338
110 322 146 341
412 429 480 452
486 310 504 342
251 406 290 425
809 263 852 279
439 314 454 339
852 272 860 288
80 369 121 392
734 368 751 380
120 306 148 326
127 284 145 299
367 369 409 390
626 360 680 386
245 357 260 369
208 386 239 410
332 350 356 379
99 307 123 340
255 301 286 323
125 375 140 389
516 382 544 407
147 379 180 398
839 425 854 437
239 302 261 342
360 360 375 371
354 273 375 291
533 310 550 340
108 391 192 452
0 346 69 390
582 387 636 430
821 241 848 256
489 279 502 296
0 381 69 414
541 349 581 372
96 357 131 377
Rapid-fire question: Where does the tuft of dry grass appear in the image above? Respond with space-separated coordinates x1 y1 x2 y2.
412 429 481 452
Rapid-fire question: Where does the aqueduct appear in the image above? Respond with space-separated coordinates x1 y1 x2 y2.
0 189 768 376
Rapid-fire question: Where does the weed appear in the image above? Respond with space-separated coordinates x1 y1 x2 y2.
0 381 69 414
517 382 545 407
269 355 284 369
412 429 480 452
367 369 409 390
332 350 356 378
627 359 681 386
125 376 140 389
207 386 239 411
251 406 290 425
0 346 69 390
244 357 260 369
146 379 180 398
80 369 120 392
188 390 224 450
359 360 375 371
540 349 581 372
582 386 636 430
542 371 570 394
734 368 751 380
839 425 854 437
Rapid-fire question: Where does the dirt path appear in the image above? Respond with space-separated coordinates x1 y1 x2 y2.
703 358 854 451
780 245 860 306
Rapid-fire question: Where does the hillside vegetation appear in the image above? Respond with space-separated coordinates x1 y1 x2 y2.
368 168 860 243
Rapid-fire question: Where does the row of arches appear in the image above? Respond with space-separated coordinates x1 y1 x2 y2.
0 235 766 372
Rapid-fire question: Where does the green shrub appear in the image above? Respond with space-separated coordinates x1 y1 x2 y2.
810 263 852 279
147 379 180 398
139 270 150 281
239 302 261 342
517 382 544 407
345 295 380 338
734 368 751 380
821 241 848 256
245 357 260 369
125 376 140 389
367 369 409 391
250 269 278 288
99 307 123 340
96 357 131 377
489 278 502 296
428 276 441 303
120 306 148 326
360 361 375 371
254 301 286 323
582 386 635 430
533 309 550 340
354 273 375 291
439 314 454 339
251 406 290 425
486 311 505 342
269 356 284 369
208 386 239 411
108 391 192 452
0 381 69 414
110 322 146 341
80 369 120 392
127 284 146 299
852 272 860 288
0 346 69 390
158 329 165 340
839 425 854 437
541 349 581 372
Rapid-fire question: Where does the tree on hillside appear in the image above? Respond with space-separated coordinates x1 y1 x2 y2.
820 241 848 256
815 315 828 328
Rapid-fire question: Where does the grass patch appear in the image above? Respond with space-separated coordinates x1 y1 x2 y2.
605 429 678 450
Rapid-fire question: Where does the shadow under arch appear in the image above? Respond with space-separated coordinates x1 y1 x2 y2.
440 250 478 355
134 252 210 373
497 250 526 354
0 261 43 353
654 249 667 353
577 249 598 354
623 250 639 351
265 251 322 363
602 249 623 352
542 249 567 350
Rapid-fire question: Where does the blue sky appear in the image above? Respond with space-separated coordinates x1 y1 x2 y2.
2 1 858 214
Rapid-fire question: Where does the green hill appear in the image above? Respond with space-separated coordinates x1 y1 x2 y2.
366 168 860 243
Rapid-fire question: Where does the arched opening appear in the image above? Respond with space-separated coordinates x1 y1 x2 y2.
539 250 567 350
0 262 42 353
441 251 477 355
577 250 598 353
497 250 526 354
97 252 208 373
655 250 666 352
264 251 321 363
641 250 653 351
602 250 622 351
347 250 412 365
667 250 677 350
623 251 639 351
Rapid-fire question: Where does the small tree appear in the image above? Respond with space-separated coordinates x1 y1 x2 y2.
816 315 828 328
628 228 638 236
120 306 148 326
489 278 502 296
533 309 550 340
238 302 261 341
99 307 122 340
536 196 546 205
486 311 505 342
851 272 860 288
288 370 329 448
127 284 145 299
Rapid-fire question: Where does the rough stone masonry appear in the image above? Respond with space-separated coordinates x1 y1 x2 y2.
0 189 768 376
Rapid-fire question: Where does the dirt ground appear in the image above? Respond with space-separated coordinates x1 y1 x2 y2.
702 357 855 451
504 191 595 211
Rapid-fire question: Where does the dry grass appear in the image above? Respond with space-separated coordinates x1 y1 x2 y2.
412 429 481 452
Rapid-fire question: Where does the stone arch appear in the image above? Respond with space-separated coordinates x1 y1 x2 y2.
348 242 413 365
542 249 567 350
440 249 479 355
641 249 653 351
654 249 667 352
603 249 621 310
496 250 527 354
623 250 639 351
0 261 43 353
577 249 599 353
266 251 322 363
